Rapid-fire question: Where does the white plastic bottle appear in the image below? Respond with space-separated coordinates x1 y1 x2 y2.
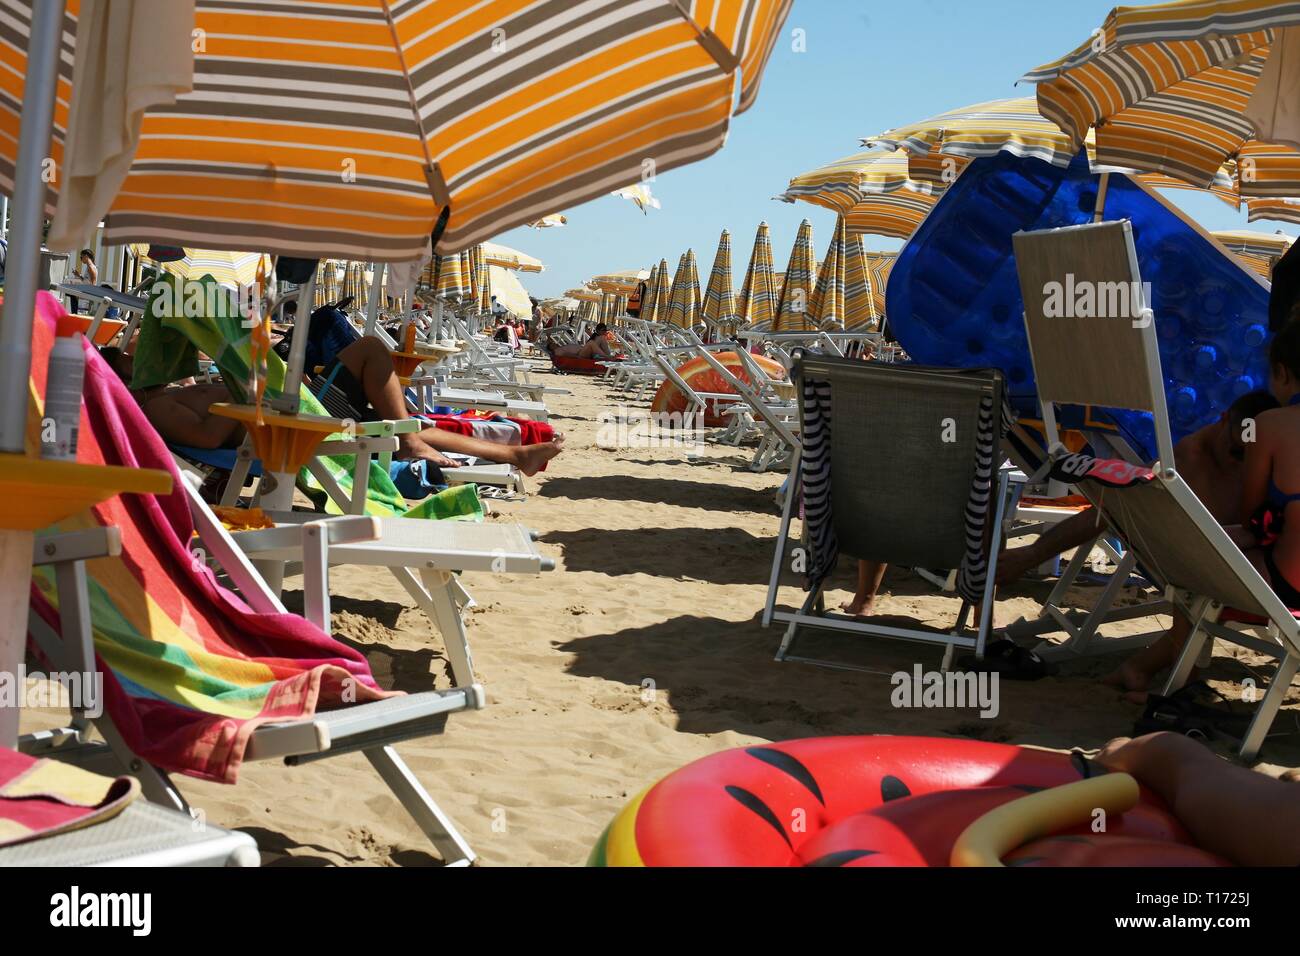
40 314 86 461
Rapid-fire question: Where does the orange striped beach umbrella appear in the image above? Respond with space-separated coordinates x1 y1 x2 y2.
3 0 793 258
1023 0 1300 221
641 259 672 324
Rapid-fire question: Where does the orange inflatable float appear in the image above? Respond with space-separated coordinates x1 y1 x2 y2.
588 736 1227 867
650 351 787 426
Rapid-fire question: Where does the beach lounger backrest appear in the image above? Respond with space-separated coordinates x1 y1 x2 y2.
1013 220 1175 469
1081 474 1299 645
796 354 1002 570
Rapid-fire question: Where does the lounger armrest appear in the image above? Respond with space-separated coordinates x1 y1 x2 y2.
231 516 380 556
247 685 485 763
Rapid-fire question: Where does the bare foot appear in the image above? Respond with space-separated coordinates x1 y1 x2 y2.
839 597 875 617
995 546 1042 585
398 434 460 468
1101 658 1151 694
514 440 563 476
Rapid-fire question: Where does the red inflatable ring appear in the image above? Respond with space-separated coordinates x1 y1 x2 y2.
587 736 1228 866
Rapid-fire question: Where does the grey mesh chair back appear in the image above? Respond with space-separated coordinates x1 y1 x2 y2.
797 355 1002 571
1013 220 1175 470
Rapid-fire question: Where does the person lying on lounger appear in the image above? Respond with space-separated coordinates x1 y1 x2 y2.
837 390 1279 621
1109 322 1300 698
551 323 616 361
318 335 563 475
100 347 246 450
1096 732 1300 866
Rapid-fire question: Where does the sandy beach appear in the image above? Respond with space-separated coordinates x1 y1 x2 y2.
125 363 1296 866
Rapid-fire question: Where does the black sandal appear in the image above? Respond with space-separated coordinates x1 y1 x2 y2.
958 639 1057 681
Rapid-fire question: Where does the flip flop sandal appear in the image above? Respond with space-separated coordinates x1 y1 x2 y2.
958 639 1057 681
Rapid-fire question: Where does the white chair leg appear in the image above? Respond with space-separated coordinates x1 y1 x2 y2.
364 745 476 866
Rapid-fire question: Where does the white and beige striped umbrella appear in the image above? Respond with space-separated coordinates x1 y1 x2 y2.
5 0 792 258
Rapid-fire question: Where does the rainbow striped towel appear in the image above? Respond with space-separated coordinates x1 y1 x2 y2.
27 292 394 784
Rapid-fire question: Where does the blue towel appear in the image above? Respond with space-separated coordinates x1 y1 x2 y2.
388 459 447 500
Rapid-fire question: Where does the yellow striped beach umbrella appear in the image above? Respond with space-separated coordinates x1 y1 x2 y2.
590 269 651 294
687 249 704 327
566 286 604 303
842 232 877 332
738 222 779 330
1023 0 1300 206
781 148 946 240
577 299 598 323
4 1 792 257
642 259 672 324
773 220 818 333
1213 228 1294 276
666 252 701 328
129 245 267 291
434 252 469 300
472 245 492 314
866 98 1083 186
701 230 740 330
481 242 544 274
808 217 846 330
866 251 898 325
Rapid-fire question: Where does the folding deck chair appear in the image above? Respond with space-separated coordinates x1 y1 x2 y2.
1015 219 1300 758
763 354 1015 669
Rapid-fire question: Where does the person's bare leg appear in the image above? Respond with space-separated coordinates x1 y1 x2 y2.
996 507 1105 584
335 336 409 421
416 427 563 476
1102 612 1192 699
841 560 887 616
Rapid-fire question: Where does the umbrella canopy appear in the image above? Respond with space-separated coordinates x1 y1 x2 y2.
701 230 740 330
1213 228 1295 277
528 214 568 228
128 244 266 291
471 244 491 314
773 219 817 333
866 97 1083 185
842 232 877 331
565 285 604 303
781 147 947 240
590 269 651 294
488 265 531 319
4 0 791 257
807 217 846 330
641 259 672 324
612 182 662 213
738 221 779 330
1022 0 1300 214
481 242 544 274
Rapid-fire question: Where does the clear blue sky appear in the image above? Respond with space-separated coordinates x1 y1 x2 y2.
496 0 1298 299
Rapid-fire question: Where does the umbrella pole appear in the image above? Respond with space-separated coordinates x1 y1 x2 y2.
1094 172 1110 223
275 271 317 414
364 261 385 337
0 0 65 747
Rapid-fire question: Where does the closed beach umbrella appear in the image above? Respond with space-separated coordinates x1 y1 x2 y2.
842 232 877 331
738 222 778 330
866 251 898 327
665 254 689 327
3 0 792 258
808 217 846 330
701 230 740 331
434 252 468 300
1023 0 1300 216
773 219 817 333
642 259 672 324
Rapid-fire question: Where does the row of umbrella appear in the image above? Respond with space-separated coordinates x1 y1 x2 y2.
636 219 895 335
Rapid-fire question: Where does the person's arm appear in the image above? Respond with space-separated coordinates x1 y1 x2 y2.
1097 734 1300 866
87 262 98 283
1239 410 1279 525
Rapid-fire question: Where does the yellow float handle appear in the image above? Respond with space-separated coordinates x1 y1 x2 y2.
951 773 1139 867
